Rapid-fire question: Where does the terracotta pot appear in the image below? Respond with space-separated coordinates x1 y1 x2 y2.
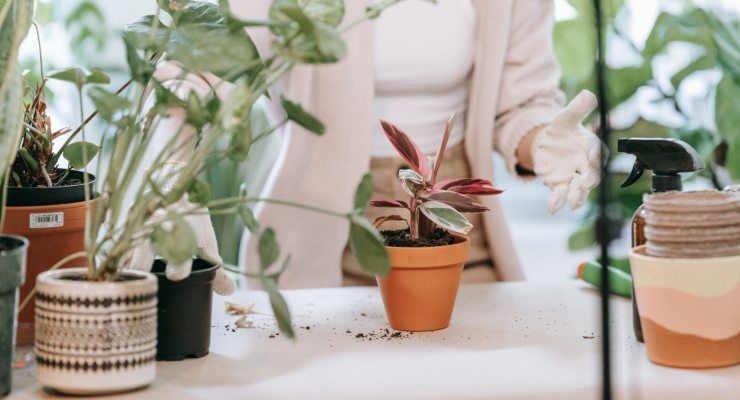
2 200 90 345
629 245 740 368
377 236 469 331
35 268 158 395
0 235 28 397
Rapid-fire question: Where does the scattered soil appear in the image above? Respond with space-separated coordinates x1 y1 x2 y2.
381 228 454 247
350 327 413 342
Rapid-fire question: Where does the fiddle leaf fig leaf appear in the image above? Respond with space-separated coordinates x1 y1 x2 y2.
261 275 294 338
63 141 101 169
418 200 472 235
151 215 197 265
348 215 390 277
258 227 279 271
48 68 110 88
280 95 325 135
88 87 130 122
353 173 373 213
186 178 212 204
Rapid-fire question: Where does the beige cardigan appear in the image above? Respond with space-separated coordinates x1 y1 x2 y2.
167 0 565 287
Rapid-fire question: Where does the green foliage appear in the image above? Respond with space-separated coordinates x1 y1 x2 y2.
151 215 197 265
348 215 390 277
556 3 740 250
87 87 130 122
280 95 325 134
48 67 110 88
258 228 280 271
62 141 100 169
353 173 373 213
418 201 472 235
269 0 347 63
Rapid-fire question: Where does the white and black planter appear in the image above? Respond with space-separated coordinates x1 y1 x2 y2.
152 259 218 361
34 268 157 395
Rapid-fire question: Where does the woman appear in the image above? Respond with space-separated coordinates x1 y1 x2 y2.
148 0 602 288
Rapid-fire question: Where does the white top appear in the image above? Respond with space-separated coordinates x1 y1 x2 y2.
372 0 475 157
12 281 738 399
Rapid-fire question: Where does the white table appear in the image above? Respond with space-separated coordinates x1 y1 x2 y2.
9 281 740 399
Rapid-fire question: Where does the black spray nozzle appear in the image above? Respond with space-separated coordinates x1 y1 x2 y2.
617 138 704 193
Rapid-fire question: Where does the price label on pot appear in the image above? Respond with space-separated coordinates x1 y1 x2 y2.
29 212 64 228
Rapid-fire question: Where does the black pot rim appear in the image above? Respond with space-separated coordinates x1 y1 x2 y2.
151 259 218 285
6 169 96 207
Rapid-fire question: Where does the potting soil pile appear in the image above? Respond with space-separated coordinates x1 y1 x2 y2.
643 188 740 258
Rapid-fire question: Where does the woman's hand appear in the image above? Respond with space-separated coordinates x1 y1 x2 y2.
519 90 604 213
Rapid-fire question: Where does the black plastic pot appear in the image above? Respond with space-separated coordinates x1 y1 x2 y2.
6 169 95 207
0 235 28 396
152 259 218 361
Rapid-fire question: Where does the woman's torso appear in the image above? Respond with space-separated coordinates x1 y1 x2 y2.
372 0 475 156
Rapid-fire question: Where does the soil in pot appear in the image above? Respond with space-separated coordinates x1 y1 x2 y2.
152 259 218 361
381 228 454 247
34 267 157 395
2 171 95 346
0 235 28 397
377 233 470 332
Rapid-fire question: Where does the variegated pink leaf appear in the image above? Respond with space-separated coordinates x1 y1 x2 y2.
424 190 489 213
373 215 409 229
379 119 431 179
369 199 410 209
433 178 503 195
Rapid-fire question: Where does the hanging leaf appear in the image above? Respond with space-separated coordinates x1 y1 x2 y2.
87 87 130 122
280 96 325 134
238 204 259 233
151 215 197 265
348 215 390 276
418 201 472 235
48 67 110 88
122 14 168 51
258 227 279 271
353 173 373 213
261 275 294 338
62 141 101 169
187 178 212 204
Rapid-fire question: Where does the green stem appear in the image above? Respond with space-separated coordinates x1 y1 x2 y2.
76 87 95 279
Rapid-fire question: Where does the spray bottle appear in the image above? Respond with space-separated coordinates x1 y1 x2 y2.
618 138 704 342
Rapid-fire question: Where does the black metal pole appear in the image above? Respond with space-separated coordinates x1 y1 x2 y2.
592 0 613 399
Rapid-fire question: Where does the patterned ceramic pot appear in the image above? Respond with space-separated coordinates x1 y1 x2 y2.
630 246 740 368
34 268 157 395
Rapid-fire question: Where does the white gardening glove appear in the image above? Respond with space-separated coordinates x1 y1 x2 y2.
127 162 236 296
533 90 603 213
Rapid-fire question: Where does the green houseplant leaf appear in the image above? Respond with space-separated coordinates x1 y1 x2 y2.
353 173 373 213
62 141 101 169
258 227 280 271
348 215 390 276
48 67 110 88
261 275 294 338
151 215 197 265
87 86 131 122
280 95 325 135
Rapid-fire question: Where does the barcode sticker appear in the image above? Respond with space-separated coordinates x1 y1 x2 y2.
29 212 64 228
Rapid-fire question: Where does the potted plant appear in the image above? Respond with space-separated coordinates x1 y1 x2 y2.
629 189 740 368
0 234 28 397
30 0 395 393
368 116 503 331
2 73 104 345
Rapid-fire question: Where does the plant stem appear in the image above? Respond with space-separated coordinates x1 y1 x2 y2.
76 88 95 279
251 118 288 145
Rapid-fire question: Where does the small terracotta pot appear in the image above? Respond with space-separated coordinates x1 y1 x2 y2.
2 200 90 345
377 236 469 331
629 245 740 368
35 268 158 395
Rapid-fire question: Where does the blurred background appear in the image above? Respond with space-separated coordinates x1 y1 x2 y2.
17 0 739 280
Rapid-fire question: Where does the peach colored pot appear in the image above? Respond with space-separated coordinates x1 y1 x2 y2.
1 200 90 346
377 236 469 332
629 245 740 368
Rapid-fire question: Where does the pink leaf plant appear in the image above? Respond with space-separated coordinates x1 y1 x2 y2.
370 114 503 240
